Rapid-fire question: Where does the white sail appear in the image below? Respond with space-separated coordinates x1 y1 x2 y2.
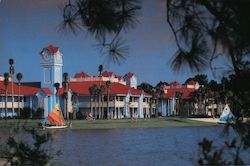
219 104 235 123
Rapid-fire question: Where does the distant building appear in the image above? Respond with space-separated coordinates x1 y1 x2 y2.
123 72 137 89
157 81 200 117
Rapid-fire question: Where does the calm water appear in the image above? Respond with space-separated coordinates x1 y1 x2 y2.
45 126 250 166
1 126 249 166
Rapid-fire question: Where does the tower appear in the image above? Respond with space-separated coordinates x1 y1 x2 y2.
40 45 63 107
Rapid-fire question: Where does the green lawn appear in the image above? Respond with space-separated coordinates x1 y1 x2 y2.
0 117 218 130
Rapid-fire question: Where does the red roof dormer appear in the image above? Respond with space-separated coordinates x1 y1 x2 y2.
40 45 59 55
169 81 181 86
102 71 113 77
186 80 196 85
47 45 59 54
74 72 90 78
124 72 134 78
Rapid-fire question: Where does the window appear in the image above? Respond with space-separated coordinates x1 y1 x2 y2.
104 96 108 102
14 96 18 102
119 97 124 101
120 108 124 116
44 67 51 84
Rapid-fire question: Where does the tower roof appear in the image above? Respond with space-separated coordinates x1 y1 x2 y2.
40 45 60 54
124 72 134 78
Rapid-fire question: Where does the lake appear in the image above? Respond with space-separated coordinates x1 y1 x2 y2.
45 125 250 166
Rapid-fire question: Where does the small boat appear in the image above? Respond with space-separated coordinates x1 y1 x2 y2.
44 125 67 129
218 104 235 124
41 104 67 129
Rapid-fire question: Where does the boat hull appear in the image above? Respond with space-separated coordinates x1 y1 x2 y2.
44 125 67 129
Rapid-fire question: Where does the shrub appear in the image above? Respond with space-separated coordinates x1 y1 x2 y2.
20 107 33 119
32 108 44 119
76 111 83 120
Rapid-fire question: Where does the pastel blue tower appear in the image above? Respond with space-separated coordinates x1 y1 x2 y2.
40 45 63 112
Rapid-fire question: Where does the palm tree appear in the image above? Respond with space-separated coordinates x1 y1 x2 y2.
106 81 111 119
9 58 15 118
98 64 104 77
88 86 95 117
92 84 98 119
62 72 69 120
54 82 60 104
152 87 164 117
175 91 183 116
99 85 105 119
189 91 199 115
62 92 68 119
4 73 9 118
16 73 23 117
72 92 78 120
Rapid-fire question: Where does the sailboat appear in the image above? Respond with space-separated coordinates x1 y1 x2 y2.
218 104 235 124
41 104 67 129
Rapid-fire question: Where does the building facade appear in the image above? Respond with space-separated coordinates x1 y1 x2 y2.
0 45 203 119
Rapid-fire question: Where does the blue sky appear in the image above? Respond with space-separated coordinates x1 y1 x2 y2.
0 0 224 85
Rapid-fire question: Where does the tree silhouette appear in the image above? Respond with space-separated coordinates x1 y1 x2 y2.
166 0 250 75
61 0 141 65
9 59 15 118
106 81 111 119
16 73 23 118
62 72 69 120
4 73 9 118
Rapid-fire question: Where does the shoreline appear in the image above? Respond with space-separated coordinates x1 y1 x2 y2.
0 117 219 130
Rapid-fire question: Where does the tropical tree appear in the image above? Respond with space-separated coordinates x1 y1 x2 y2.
4 73 9 118
189 90 199 115
137 82 153 94
9 59 15 118
88 85 96 118
53 82 60 104
62 72 69 120
99 85 105 119
152 87 164 117
71 92 78 120
16 73 23 118
166 0 250 75
98 64 104 77
106 81 111 119
175 91 183 116
92 84 98 119
155 81 169 89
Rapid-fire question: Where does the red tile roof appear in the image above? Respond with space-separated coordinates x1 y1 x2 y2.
40 45 59 54
114 75 123 81
102 71 113 77
186 80 196 85
124 72 134 78
0 81 52 95
21 82 41 88
46 45 59 54
169 81 181 86
163 88 196 99
74 72 90 78
58 81 150 96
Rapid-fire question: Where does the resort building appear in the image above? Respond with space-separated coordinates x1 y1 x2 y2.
0 45 154 119
0 45 203 119
157 80 200 116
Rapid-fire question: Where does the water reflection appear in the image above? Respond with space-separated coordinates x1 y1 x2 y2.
50 126 229 166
